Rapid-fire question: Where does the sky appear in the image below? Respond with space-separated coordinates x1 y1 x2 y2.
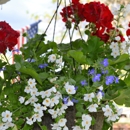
0 0 55 30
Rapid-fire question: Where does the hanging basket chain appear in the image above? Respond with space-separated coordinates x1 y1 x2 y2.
52 0 60 41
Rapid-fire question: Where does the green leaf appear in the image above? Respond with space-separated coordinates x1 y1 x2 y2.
67 50 87 63
109 54 129 65
39 72 49 81
102 121 111 130
124 74 130 87
15 62 21 70
114 88 130 106
58 43 71 52
19 67 42 85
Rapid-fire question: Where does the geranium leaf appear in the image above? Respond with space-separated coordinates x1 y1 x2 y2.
67 50 87 63
19 67 42 85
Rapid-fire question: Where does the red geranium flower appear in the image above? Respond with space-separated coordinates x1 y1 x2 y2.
0 21 20 53
60 1 84 23
92 27 110 42
83 2 113 29
126 29 130 37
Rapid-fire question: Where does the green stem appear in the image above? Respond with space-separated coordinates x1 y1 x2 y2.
3 54 10 65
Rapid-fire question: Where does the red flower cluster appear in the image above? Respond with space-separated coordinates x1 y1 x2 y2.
83 2 113 29
60 0 84 23
60 1 115 42
126 22 130 37
0 21 20 54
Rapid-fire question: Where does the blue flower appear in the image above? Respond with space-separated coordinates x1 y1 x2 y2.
114 76 119 83
71 98 78 103
27 58 36 63
97 90 105 97
88 68 95 75
92 74 101 82
63 97 69 104
101 69 108 74
75 86 78 91
80 80 87 86
101 58 109 67
13 49 20 53
105 75 115 85
0 67 6 72
38 63 48 69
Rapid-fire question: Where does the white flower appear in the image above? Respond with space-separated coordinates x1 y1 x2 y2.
115 36 121 41
0 102 2 106
98 85 103 91
42 98 51 107
84 93 95 102
123 4 130 16
58 118 67 127
110 42 119 50
117 108 123 116
51 86 57 92
40 89 52 99
33 113 43 122
107 112 119 122
82 114 92 130
4 122 14 129
96 91 103 102
34 103 44 114
111 49 120 58
120 41 126 49
50 96 59 107
72 126 83 130
49 77 58 83
48 54 56 63
48 109 58 119
0 123 7 130
1 110 12 123
30 88 39 96
110 3 120 15
51 123 61 130
102 105 112 117
26 117 34 125
63 126 69 130
87 104 98 112
28 78 36 87
24 86 31 93
19 96 25 104
64 82 76 95
25 96 38 105
56 57 63 66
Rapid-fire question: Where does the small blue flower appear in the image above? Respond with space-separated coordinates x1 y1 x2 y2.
13 49 20 53
38 63 48 69
0 67 6 72
75 86 78 91
92 74 101 82
71 98 78 103
115 76 119 83
27 58 36 63
88 68 95 75
101 69 108 74
101 58 109 67
105 75 115 85
80 80 87 86
63 97 69 104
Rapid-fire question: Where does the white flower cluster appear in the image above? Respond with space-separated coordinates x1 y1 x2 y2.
48 54 63 66
110 3 130 17
102 103 123 122
0 110 14 130
18 78 76 129
110 38 130 58
110 41 120 58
